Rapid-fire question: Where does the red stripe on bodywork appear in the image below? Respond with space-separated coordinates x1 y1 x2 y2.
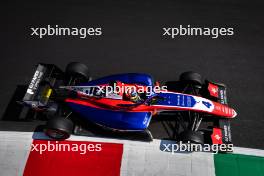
23 140 123 176
65 98 236 118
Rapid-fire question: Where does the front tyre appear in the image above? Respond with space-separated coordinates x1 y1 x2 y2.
179 71 202 88
179 130 204 144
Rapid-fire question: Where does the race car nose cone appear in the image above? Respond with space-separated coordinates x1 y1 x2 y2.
232 109 237 118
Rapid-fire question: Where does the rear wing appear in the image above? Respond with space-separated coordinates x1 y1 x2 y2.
23 64 46 101
22 63 64 105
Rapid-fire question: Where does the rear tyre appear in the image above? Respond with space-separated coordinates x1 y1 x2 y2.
44 116 73 140
179 130 204 144
65 62 90 81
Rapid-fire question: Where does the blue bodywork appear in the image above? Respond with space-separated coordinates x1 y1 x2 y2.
155 92 196 107
67 73 154 130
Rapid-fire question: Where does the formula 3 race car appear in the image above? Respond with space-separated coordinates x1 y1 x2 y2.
20 62 237 146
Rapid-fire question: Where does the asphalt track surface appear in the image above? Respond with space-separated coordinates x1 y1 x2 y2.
1 0 264 149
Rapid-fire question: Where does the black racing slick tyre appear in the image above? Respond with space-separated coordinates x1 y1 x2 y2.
44 117 74 140
179 130 204 144
65 62 90 80
179 71 202 86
